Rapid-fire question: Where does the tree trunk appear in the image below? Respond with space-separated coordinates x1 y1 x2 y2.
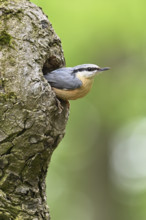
0 0 69 219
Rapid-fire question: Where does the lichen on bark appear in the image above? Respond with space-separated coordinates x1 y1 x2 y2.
0 0 69 219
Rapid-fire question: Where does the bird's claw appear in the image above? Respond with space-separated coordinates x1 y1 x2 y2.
56 98 63 114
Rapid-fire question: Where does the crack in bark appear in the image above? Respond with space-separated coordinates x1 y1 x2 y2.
0 128 26 145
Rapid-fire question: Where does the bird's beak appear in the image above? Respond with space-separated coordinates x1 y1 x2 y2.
99 67 110 71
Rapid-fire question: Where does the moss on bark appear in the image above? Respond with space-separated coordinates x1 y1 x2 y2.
0 30 12 46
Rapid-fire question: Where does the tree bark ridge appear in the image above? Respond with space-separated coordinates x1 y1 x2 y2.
0 0 69 219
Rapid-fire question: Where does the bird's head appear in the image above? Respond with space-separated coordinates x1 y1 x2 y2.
73 64 110 78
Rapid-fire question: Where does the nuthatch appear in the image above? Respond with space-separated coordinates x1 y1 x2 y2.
44 64 110 100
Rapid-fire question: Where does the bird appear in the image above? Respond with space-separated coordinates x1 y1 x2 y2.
44 64 110 101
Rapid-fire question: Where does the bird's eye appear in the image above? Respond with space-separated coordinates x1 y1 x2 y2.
88 67 92 71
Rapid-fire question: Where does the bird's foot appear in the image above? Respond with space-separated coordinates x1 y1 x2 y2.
56 98 63 114
55 99 70 114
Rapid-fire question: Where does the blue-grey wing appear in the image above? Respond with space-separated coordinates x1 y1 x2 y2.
44 68 82 90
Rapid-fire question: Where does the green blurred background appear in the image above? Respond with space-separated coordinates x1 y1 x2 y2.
32 0 146 219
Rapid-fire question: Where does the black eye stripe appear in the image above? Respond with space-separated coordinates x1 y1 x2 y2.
73 67 98 73
87 67 98 71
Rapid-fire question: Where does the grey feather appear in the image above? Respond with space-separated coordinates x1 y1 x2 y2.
44 67 82 90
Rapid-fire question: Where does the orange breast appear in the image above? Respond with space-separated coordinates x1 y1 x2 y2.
52 76 94 100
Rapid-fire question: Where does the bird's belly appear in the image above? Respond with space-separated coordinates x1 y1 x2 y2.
52 78 93 100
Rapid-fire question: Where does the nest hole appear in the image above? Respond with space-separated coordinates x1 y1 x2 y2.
42 56 65 75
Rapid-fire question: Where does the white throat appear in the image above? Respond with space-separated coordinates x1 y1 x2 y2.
77 71 97 79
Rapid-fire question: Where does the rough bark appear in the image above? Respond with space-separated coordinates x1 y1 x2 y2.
0 0 69 219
